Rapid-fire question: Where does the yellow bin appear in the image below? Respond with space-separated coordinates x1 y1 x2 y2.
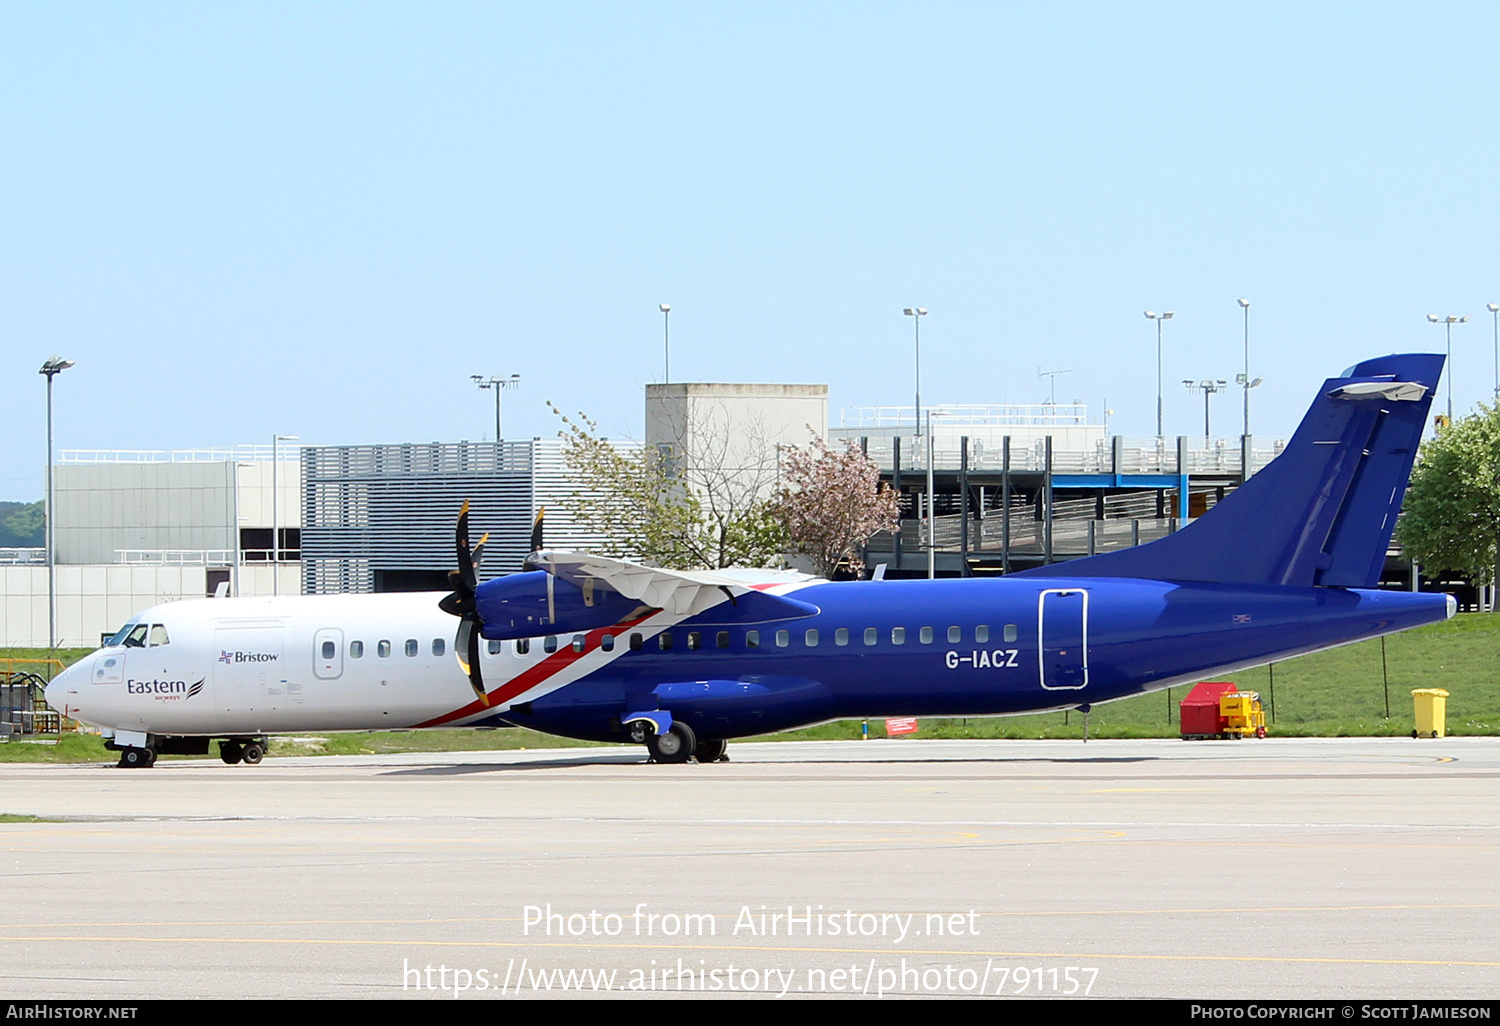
1411 689 1449 739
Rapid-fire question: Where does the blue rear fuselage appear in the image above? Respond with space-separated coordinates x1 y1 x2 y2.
498 576 1451 742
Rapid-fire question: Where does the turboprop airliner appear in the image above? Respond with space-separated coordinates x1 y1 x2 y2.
47 354 1455 768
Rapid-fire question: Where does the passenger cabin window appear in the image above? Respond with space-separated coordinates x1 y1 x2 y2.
601 634 615 652
515 638 531 655
1003 624 1018 643
746 630 760 649
919 627 933 644
716 631 730 649
544 635 559 654
687 631 702 650
148 625 170 647
350 640 364 658
975 625 990 643
835 628 849 646
891 627 906 645
805 629 819 647
657 632 672 652
948 626 962 643
629 634 643 652
488 640 502 656
572 635 586 653
405 639 418 657
378 640 391 658
321 640 336 660
432 638 445 657
776 630 790 648
864 627 878 646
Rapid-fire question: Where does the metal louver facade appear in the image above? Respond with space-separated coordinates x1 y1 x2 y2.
301 440 628 594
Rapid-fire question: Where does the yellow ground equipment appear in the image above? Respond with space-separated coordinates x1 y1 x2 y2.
1411 688 1449 739
1219 690 1267 739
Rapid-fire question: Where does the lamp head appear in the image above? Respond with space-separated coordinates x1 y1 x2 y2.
1237 298 1250 309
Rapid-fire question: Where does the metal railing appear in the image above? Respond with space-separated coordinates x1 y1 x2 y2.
113 549 300 565
858 434 1286 476
59 445 302 464
0 548 46 565
841 403 1091 428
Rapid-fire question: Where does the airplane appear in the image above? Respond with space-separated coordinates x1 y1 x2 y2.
47 353 1454 768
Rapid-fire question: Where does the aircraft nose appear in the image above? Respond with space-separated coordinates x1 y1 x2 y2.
45 659 85 714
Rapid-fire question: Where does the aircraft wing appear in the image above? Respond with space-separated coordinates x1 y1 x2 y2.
526 550 822 619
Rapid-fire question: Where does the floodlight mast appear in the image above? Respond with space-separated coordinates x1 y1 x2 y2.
1488 303 1499 401
1144 311 1174 437
659 304 671 383
472 374 522 441
39 356 75 649
1426 314 1468 423
904 307 927 435
1183 378 1229 442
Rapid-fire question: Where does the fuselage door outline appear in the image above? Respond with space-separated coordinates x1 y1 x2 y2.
1038 588 1089 690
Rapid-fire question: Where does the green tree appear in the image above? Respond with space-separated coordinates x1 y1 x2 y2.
0 501 44 547
549 404 788 570
1396 403 1500 589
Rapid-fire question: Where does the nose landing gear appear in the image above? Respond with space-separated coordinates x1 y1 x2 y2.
116 747 155 769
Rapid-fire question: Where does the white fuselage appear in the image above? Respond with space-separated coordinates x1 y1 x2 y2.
46 593 556 736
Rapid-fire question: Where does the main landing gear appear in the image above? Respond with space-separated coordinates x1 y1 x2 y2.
218 739 267 765
635 720 730 764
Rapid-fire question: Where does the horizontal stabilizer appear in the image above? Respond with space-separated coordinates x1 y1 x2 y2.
1016 353 1443 588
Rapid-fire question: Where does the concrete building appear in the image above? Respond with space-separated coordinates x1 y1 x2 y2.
1 447 301 647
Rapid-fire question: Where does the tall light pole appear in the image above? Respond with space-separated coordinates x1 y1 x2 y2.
1183 379 1228 442
471 374 521 441
1426 314 1469 423
1488 304 1499 402
271 434 298 596
659 303 671 383
1144 311 1174 437
1237 299 1251 439
904 307 927 434
39 356 74 650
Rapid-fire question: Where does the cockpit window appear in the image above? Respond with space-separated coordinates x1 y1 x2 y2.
121 624 149 649
107 622 141 647
148 625 170 647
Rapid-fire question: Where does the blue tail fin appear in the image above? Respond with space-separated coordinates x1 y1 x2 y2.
1016 353 1444 587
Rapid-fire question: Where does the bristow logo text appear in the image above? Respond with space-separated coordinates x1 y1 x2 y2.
218 651 279 664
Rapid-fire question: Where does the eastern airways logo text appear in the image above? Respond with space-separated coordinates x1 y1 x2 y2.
218 650 280 664
126 678 204 700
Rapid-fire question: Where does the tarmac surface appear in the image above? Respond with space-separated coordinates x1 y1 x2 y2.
0 736 1497 1000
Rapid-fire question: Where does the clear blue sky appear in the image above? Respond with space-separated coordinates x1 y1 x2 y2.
4 2 1498 499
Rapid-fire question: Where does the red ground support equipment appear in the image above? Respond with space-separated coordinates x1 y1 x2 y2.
1180 682 1239 740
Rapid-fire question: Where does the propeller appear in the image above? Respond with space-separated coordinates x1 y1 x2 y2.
438 501 490 706
523 507 544 569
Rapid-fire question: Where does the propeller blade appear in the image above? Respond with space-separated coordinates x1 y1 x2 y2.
442 502 490 706
456 500 477 592
467 619 488 706
530 507 544 555
454 618 489 706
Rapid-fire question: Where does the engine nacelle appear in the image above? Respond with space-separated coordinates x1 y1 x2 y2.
474 570 646 640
